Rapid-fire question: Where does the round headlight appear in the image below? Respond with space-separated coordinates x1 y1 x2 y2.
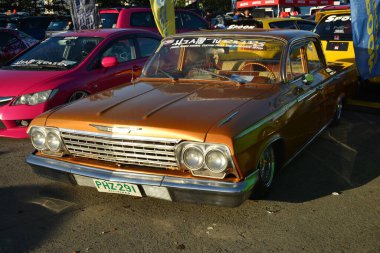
30 128 47 150
46 131 62 152
205 149 228 173
182 146 204 170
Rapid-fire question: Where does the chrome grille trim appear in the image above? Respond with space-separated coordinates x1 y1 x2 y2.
0 97 13 106
59 128 181 169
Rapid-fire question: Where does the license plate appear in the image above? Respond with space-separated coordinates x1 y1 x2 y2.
93 179 142 197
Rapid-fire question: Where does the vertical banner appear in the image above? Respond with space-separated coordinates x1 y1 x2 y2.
351 0 380 80
150 0 176 37
69 0 100 30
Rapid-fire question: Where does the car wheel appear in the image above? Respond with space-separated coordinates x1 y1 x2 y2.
68 91 88 102
257 145 276 193
332 97 343 124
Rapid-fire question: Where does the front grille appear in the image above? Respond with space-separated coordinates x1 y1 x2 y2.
0 120 5 129
0 97 13 106
60 129 180 169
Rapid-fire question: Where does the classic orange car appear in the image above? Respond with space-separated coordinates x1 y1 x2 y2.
26 30 358 207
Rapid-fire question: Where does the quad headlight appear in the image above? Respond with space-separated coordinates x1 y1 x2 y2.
29 126 66 155
177 142 236 179
13 89 57 106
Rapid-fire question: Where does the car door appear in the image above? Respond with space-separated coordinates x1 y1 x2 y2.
87 36 139 92
280 40 324 154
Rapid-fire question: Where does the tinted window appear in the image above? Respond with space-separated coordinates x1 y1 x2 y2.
296 21 316 31
269 21 297 29
100 13 119 28
131 12 155 27
136 37 160 58
47 20 72 31
102 38 136 63
314 14 352 40
180 12 207 29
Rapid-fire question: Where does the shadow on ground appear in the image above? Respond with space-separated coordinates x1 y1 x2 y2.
263 111 380 203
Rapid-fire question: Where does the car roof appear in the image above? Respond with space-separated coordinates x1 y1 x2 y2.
54 28 159 38
167 29 318 43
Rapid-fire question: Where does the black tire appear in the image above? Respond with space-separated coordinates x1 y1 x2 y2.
68 91 88 102
255 145 277 196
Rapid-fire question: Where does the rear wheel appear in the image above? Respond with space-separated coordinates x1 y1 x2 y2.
68 91 88 102
332 97 343 124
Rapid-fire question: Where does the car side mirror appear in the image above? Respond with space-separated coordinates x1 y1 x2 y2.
303 73 314 85
101 56 118 68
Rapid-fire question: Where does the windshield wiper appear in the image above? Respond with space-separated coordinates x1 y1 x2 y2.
157 68 178 82
192 68 244 85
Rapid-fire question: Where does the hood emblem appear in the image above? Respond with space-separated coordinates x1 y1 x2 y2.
90 124 142 134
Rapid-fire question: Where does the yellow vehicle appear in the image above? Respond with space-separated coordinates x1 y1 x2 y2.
225 18 316 31
257 18 316 31
314 10 354 63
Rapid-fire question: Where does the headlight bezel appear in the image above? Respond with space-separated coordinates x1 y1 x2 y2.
28 126 67 156
176 142 237 179
13 89 58 106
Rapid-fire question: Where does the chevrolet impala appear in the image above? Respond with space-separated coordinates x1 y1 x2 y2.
26 30 358 207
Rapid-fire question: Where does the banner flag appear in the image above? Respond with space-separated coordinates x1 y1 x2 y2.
150 0 176 37
69 0 100 30
351 0 380 80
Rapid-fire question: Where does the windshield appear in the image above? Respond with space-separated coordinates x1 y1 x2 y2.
7 36 103 70
314 14 352 41
142 37 285 84
100 13 119 28
47 20 72 31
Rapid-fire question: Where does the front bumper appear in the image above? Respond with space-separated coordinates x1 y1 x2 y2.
0 103 47 138
26 154 258 207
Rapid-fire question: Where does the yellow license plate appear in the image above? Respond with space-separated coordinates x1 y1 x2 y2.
93 179 142 197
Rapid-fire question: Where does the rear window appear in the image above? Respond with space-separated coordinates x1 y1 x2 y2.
100 13 119 28
314 14 352 41
269 20 297 29
131 12 155 27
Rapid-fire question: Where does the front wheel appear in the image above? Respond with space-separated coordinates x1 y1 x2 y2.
256 145 277 195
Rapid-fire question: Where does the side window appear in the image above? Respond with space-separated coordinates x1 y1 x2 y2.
180 12 207 29
136 37 160 58
306 41 322 73
286 44 306 80
296 21 316 31
269 21 297 29
102 38 136 63
130 12 155 27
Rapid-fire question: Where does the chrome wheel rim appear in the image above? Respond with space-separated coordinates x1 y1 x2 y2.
258 147 275 188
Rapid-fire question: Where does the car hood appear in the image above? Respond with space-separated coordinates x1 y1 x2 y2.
0 69 69 96
44 80 277 142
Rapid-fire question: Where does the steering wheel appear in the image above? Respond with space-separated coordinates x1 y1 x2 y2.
239 62 276 80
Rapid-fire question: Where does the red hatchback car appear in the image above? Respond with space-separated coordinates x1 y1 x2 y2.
0 29 161 138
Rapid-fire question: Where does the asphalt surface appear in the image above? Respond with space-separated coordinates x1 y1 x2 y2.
0 110 379 253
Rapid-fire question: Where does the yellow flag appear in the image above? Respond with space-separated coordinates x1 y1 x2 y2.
150 0 176 37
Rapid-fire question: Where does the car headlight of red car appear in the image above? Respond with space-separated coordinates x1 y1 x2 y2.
176 142 237 179
13 89 58 106
29 126 67 156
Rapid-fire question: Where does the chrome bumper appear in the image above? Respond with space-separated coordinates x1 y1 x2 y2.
26 154 258 207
